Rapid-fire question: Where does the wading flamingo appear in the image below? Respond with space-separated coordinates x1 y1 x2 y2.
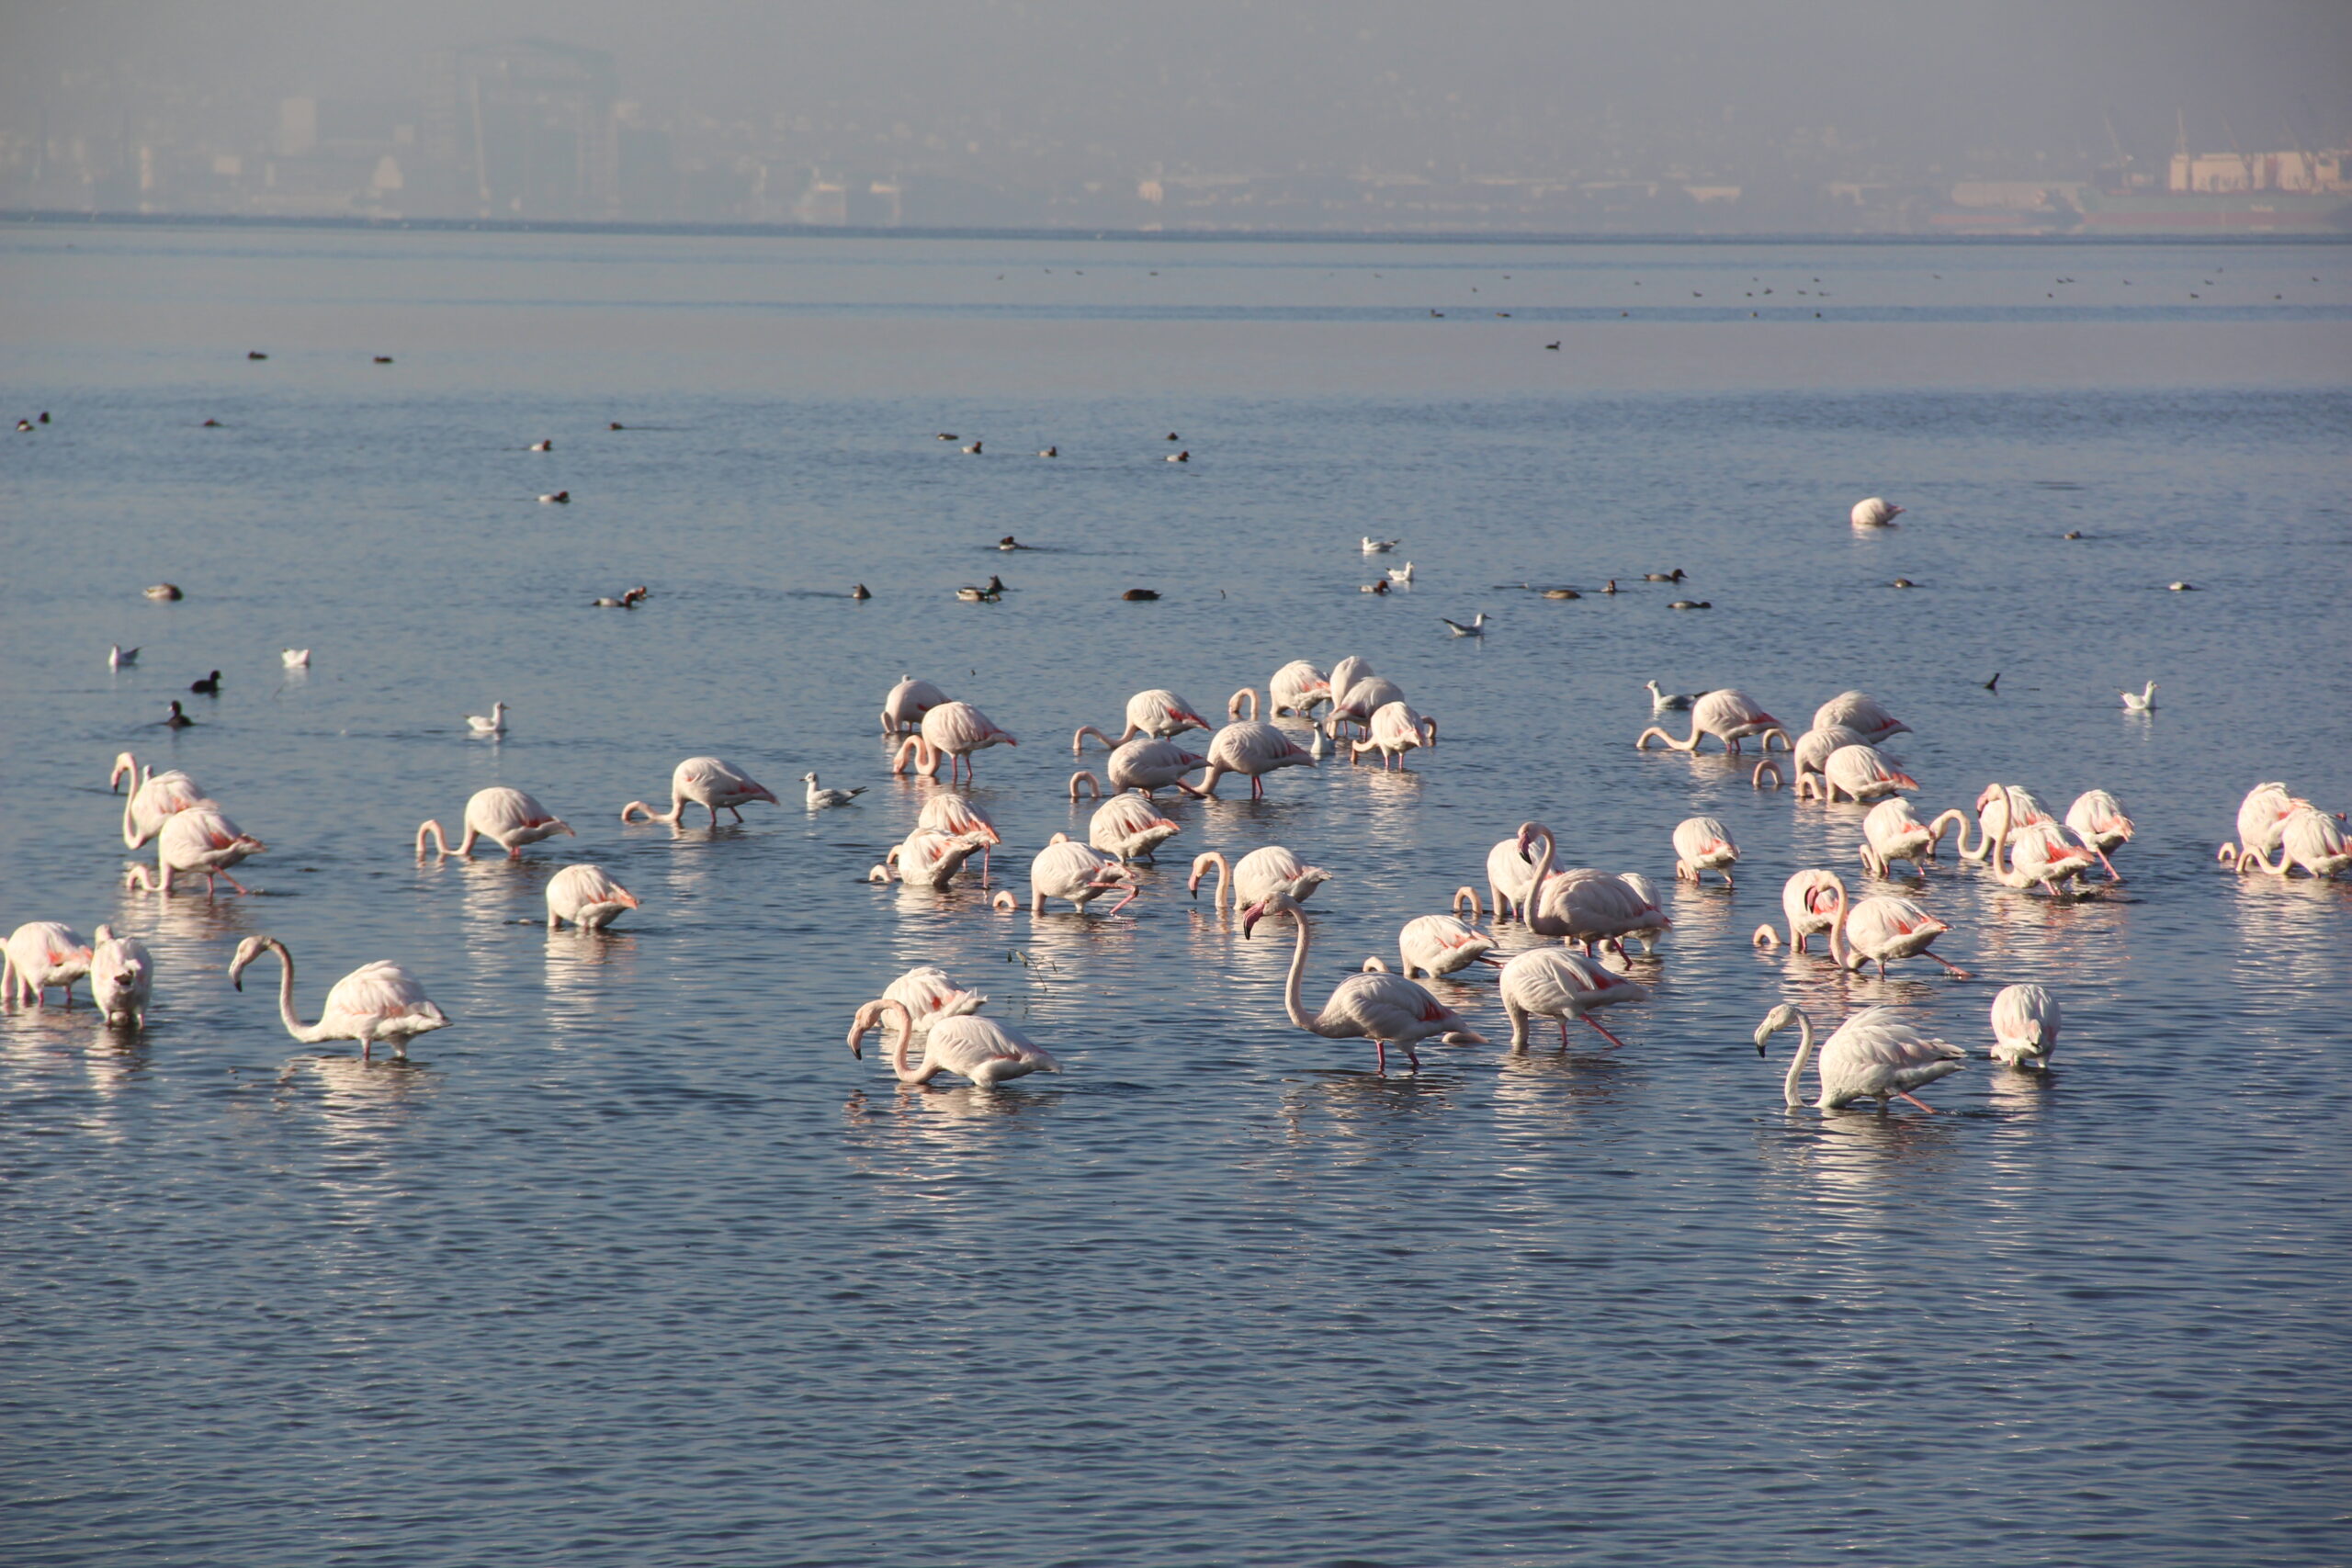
622 757 779 827
1755 1003 1965 1111
1325 675 1408 739
1244 892 1485 1075
1989 984 2061 1069
1270 660 1333 717
1088 791 1183 863
1351 701 1437 769
880 675 951 735
1858 798 1943 879
1000 834 1138 915
1190 846 1330 914
545 864 639 931
417 787 573 860
230 935 450 1062
124 807 266 897
1752 723 1867 791
3 922 94 1008
918 794 1002 883
1387 891 1502 979
1672 817 1739 886
1849 497 1905 527
1074 689 1212 747
2217 782 2312 867
1811 691 1910 745
110 753 212 848
1069 738 1209 798
1327 655 1374 710
1796 744 1917 804
1180 722 1315 800
2064 790 2134 877
1823 882 1973 978
1752 869 1845 952
1518 823 1666 951
1932 784 2057 863
876 966 988 1032
1498 947 1649 1051
849 998 1061 1088
1635 689 1791 754
1611 873 1672 955
1485 834 1539 922
2233 805 2351 878
872 829 990 890
89 926 153 1027
1980 792 2102 896
892 701 1017 784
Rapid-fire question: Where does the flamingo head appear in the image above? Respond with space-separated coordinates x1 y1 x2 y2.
1754 1003 1799 1055
228 935 271 990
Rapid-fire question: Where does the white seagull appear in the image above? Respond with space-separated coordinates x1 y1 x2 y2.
1440 613 1488 637
801 772 865 808
466 701 508 736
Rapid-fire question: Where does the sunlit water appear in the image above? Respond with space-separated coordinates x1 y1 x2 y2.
4 228 2349 1566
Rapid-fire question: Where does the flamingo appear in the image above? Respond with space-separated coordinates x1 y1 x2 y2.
1611 873 1672 955
2217 782 2309 867
622 757 779 827
1671 817 1739 886
1350 701 1437 769
229 935 450 1062
872 829 990 890
1755 1003 1965 1111
1989 984 2061 1070
880 675 950 736
1325 675 1408 740
1387 891 1502 978
1485 834 1538 922
109 753 211 848
1811 691 1911 744
2064 789 2134 879
1326 656 1375 712
545 864 640 931
1517 823 1667 951
1752 869 1848 952
1190 846 1330 914
876 966 988 1032
1796 744 1917 804
1823 882 1973 978
1849 497 1905 527
891 701 1017 784
1244 892 1485 1075
849 998 1061 1088
417 787 573 860
124 807 267 896
1933 784 2058 863
1069 737 1208 798
1978 792 2102 896
917 794 1002 883
89 926 153 1028
2120 681 2156 712
1498 947 1648 1051
466 701 508 736
2233 806 2351 878
1180 722 1315 800
1635 688 1791 754
1088 791 1183 863
3 922 94 1008
1858 798 1944 880
1750 723 1866 790
1270 660 1334 717
1073 689 1213 747
1001 834 1138 915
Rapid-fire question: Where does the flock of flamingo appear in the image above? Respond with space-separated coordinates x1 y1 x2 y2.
8 631 2347 1111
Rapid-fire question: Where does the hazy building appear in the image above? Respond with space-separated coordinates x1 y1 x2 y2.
424 40 619 219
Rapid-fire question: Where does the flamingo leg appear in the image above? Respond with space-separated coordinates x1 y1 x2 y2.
509 845 524 861
1251 776 1265 801
1099 884 1138 918
1557 1018 1570 1049
219 870 254 895
708 804 721 827
1927 951 1974 979
1404 1042 1422 1071
1894 1090 1939 1113
1582 1015 1630 1050
1373 1039 1388 1075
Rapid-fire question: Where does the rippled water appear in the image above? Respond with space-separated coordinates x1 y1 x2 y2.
4 228 2349 1566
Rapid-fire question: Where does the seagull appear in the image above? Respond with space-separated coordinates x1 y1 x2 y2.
467 701 508 735
2120 682 2156 712
801 773 866 808
108 644 139 670
1440 613 1488 637
282 649 311 668
1362 537 1399 554
1645 680 1697 714
1386 563 1415 585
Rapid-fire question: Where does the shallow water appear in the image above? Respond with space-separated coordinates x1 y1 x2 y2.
3 228 2349 1567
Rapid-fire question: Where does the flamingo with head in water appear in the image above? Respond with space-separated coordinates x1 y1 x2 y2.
1189 846 1330 915
1498 946 1648 1051
849 998 1061 1088
545 864 640 931
998 834 1138 916
622 757 779 828
1384 890 1502 979
880 675 951 735
1074 689 1212 748
1822 881 1973 978
892 701 1017 784
417 787 573 860
1752 869 1846 953
124 807 267 897
1635 689 1791 754
1989 984 2061 1070
1088 791 1183 862
1811 691 1910 745
2232 805 2351 878
1069 737 1208 800
1244 893 1484 1075
1350 701 1437 769
1180 722 1315 800
1671 817 1739 886
3 922 95 1008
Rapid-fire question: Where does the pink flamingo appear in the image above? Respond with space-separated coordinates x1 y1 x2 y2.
2064 790 2134 879
1795 744 1917 803
1073 689 1212 747
1498 947 1648 1050
879 675 950 735
1088 791 1182 863
1934 784 2058 863
1811 690 1910 745
2233 806 2351 878
871 829 989 889
3 922 94 1007
1989 984 2061 1070
1858 798 1943 879
1517 823 1667 951
1326 656 1374 711
919 794 1002 883
1484 834 1538 922
1849 497 1905 527
997 834 1138 915
1244 892 1486 1075
1270 660 1333 717
849 998 1061 1088
89 925 153 1028
1635 689 1791 754
1752 869 1848 952
876 966 988 1031
891 701 1017 784
623 757 779 827
1350 701 1437 769
1068 738 1208 798
1756 1003 1965 1112
1325 675 1408 740
1979 792 2102 896
1180 722 1315 800
545 864 639 930
230 935 450 1062
109 752 211 847
1384 891 1501 979
2217 782 2312 867
123 807 266 897
1671 817 1739 886
1190 846 1330 913
417 787 574 860
1823 882 1973 978
1750 722 1866 791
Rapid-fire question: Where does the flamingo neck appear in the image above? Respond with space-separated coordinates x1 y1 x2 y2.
1280 905 1321 1033
1782 1010 1815 1106
1826 886 1852 969
1193 852 1230 911
1928 807 1981 860
262 940 322 1043
882 1000 922 1081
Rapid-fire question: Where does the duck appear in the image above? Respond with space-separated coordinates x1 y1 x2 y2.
2167 581 2197 592
1891 577 1916 589
956 584 1002 603
281 649 310 668
164 700 196 728
2120 682 2156 712
1165 432 1181 441
13 419 28 433
593 596 625 607
529 438 553 452
108 644 139 669
466 701 508 736
538 490 571 504
1540 587 1580 600
609 422 625 431
1644 569 1686 582
1166 449 1189 462
2063 530 2083 539
1385 562 1415 585
190 671 222 694
1668 600 1713 610
201 419 222 428
998 536 1023 550
620 586 649 606
1440 613 1488 637
935 432 958 441
144 583 184 601
1361 581 1390 595
1123 589 1160 602
1038 446 1057 457
962 440 983 454
246 350 267 360
373 355 393 364
800 772 866 809
1602 580 1619 594
851 583 872 601
1362 537 1399 554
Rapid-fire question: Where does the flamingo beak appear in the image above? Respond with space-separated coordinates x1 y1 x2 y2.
1240 901 1268 936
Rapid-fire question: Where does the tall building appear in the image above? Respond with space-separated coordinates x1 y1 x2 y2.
424 40 619 219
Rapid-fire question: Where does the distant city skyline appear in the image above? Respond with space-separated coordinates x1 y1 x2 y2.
4 1 2347 231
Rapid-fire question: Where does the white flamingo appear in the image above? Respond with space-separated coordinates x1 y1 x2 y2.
880 675 951 735
1180 722 1315 800
876 966 988 1032
1751 869 1846 952
622 757 779 827
3 922 94 1008
89 925 153 1027
124 807 266 896
1823 882 1973 978
1385 891 1501 979
545 864 640 930
1245 893 1485 1075
2233 806 2351 878
230 935 450 1062
999 834 1138 915
1755 1003 1965 1111
109 753 211 848
891 701 1017 784
1933 784 2057 863
1189 846 1330 915
1325 674 1408 739
1989 984 2061 1070
872 829 990 890
1498 947 1648 1050
1796 744 1917 804
1671 817 1739 886
1858 798 1943 880
417 786 573 860
1485 834 1538 922
1751 723 1867 792
1068 738 1208 798
1350 701 1437 770
1979 792 2103 896
1326 655 1375 713
1811 691 1911 744
2217 782 2312 867
1270 660 1333 717
1073 689 1212 747
849 998 1061 1088
1518 823 1666 952
1635 688 1791 754
2064 790 2135 874
917 794 1002 884
1088 791 1183 863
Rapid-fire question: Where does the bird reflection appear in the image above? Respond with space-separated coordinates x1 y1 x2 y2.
2228 873 2352 988
271 1052 442 1150
1758 1103 1962 1197
1489 1047 1637 1132
1276 1066 1463 1146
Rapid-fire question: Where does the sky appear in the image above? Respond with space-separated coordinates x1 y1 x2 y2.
6 0 2350 180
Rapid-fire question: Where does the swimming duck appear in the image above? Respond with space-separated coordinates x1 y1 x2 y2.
164 701 195 728
246 351 267 360
2167 581 2197 592
144 583 184 601
373 355 393 364
1166 449 1189 462
851 584 872 601
962 440 982 455
1540 588 1580 600
1362 581 1390 595
1123 589 1160 601
1038 446 1057 457
538 490 571 504
1644 569 1686 583
999 536 1023 550
1891 577 1916 589
530 439 553 452
1668 600 1713 610
190 671 222 694
1602 580 1619 594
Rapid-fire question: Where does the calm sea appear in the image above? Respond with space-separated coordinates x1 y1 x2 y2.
3 225 2349 1567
